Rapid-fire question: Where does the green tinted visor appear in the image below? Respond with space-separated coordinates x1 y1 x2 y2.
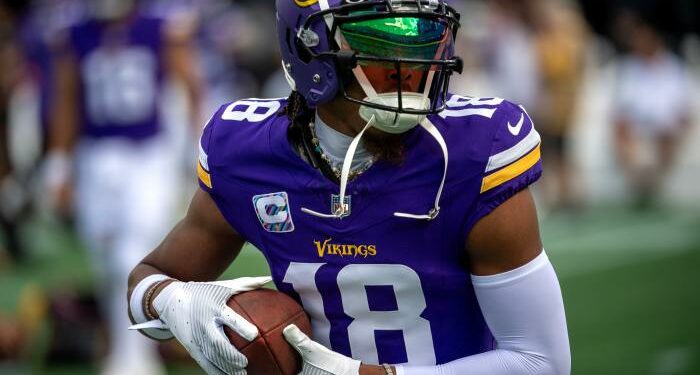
339 15 453 66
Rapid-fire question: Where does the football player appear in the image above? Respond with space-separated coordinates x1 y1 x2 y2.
128 1 570 374
46 0 202 374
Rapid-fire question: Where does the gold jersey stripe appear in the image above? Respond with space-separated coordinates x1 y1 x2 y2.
198 163 212 189
481 144 541 193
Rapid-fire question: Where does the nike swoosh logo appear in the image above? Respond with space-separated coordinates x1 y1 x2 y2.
508 114 525 136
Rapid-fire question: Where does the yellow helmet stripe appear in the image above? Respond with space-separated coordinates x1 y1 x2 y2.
295 0 319 7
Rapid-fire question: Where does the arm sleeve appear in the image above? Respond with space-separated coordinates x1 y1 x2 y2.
397 251 571 375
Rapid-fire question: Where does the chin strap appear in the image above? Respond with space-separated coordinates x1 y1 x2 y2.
301 117 448 221
393 118 447 221
301 116 376 219
282 59 297 90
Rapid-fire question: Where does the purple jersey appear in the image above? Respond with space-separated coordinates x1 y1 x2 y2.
20 0 86 130
67 16 165 140
197 94 542 366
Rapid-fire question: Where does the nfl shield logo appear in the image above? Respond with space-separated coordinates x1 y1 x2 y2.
331 194 351 218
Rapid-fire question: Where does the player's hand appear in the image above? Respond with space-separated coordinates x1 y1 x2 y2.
153 277 272 375
52 182 73 218
283 324 361 375
43 151 73 218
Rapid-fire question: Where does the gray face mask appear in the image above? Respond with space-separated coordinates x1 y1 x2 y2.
348 45 437 135
358 92 431 134
91 0 134 20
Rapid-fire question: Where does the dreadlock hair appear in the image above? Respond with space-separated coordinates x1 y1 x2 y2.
284 90 314 128
284 90 342 183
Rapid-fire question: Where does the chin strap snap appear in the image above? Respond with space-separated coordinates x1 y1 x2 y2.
393 118 447 221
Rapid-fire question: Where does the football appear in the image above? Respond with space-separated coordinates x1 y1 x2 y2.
224 288 311 375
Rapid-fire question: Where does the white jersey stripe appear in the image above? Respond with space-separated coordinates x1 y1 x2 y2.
439 107 497 119
199 140 209 171
485 126 541 173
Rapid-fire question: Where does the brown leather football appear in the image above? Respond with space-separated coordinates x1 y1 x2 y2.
224 288 311 375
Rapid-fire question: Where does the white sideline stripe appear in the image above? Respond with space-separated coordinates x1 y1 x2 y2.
555 247 691 278
546 215 697 254
485 127 541 172
651 347 695 375
546 215 698 278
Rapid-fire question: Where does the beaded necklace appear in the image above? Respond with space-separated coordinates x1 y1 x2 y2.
308 121 375 181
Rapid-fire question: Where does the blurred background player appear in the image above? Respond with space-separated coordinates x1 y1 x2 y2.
453 0 587 213
612 9 694 208
0 1 30 363
528 0 587 212
44 0 202 374
0 0 29 265
479 0 540 111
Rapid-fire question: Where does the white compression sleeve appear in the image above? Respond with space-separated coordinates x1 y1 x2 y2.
397 251 570 375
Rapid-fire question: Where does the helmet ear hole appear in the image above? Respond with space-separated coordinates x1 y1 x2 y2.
295 38 313 64
285 29 295 58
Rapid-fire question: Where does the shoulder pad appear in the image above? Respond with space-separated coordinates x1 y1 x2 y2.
481 100 541 194
198 98 288 190
217 98 287 125
459 97 543 235
439 94 507 123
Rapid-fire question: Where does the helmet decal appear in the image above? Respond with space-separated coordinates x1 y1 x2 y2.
294 0 320 7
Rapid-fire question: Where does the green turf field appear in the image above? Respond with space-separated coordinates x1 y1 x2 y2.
1 206 698 374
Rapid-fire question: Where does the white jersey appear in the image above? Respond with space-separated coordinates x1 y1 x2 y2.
615 51 693 135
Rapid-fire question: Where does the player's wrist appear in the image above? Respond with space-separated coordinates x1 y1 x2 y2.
359 364 395 375
146 279 176 319
128 274 175 340
44 150 72 189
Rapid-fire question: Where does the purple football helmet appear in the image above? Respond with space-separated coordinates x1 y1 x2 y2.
276 0 462 113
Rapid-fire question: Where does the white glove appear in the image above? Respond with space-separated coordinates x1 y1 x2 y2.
153 277 271 375
283 324 361 375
